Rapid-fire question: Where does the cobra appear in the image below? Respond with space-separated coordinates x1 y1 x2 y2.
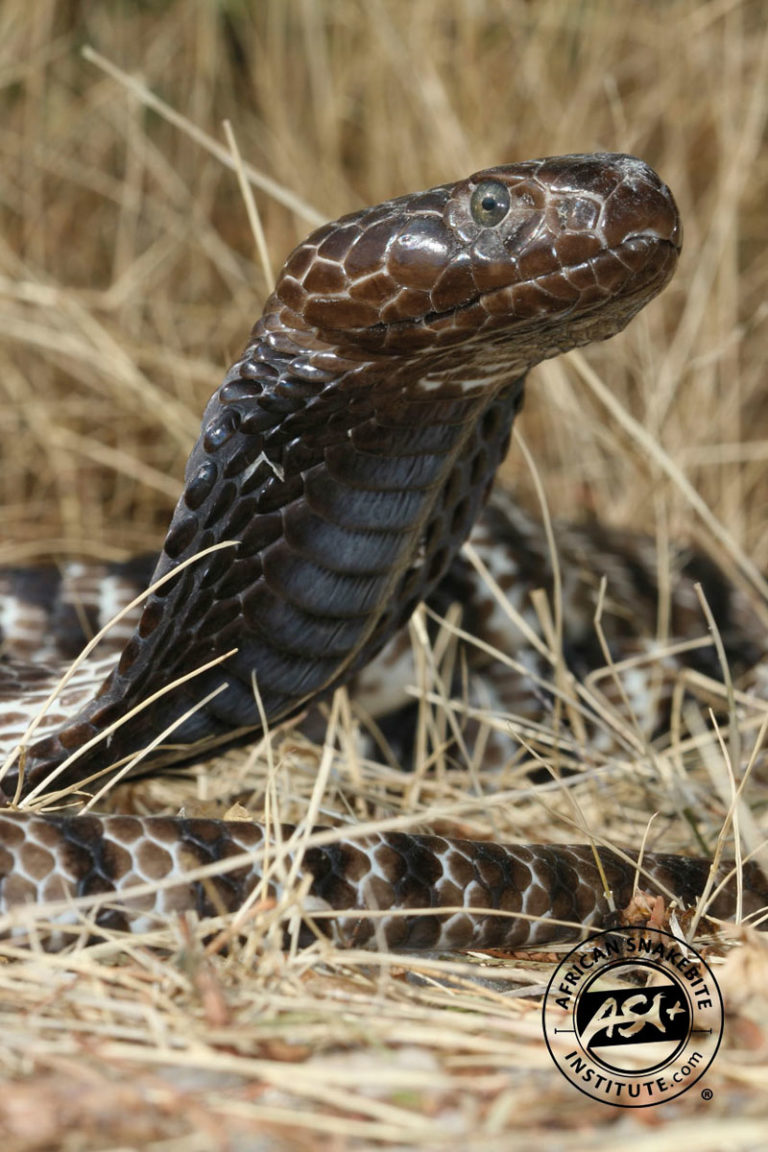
1 153 764 952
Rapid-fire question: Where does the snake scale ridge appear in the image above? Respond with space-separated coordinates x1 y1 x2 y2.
1 153 766 953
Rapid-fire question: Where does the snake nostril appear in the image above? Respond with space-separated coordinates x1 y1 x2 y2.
603 185 681 250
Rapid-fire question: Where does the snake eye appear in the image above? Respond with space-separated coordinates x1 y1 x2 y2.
470 180 511 226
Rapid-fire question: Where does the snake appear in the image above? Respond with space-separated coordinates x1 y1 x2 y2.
1 152 766 953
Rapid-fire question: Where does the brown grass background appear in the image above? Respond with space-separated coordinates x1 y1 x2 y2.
1 1 767 1148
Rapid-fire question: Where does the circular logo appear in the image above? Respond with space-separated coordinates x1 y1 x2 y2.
542 927 723 1107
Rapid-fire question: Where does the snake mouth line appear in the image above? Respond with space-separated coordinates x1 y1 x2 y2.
351 235 680 339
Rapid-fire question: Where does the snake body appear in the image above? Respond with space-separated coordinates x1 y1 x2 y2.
2 153 765 951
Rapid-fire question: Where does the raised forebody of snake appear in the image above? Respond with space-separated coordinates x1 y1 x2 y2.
1 153 766 952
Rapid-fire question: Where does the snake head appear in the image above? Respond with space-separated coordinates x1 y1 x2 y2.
271 152 681 367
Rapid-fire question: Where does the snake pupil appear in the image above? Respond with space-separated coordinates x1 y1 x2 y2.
470 179 511 226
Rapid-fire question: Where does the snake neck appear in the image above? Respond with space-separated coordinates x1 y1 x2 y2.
14 312 526 795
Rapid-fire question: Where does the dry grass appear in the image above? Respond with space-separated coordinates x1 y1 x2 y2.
1 0 768 1148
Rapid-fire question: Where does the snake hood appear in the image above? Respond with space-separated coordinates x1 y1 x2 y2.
8 153 681 796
